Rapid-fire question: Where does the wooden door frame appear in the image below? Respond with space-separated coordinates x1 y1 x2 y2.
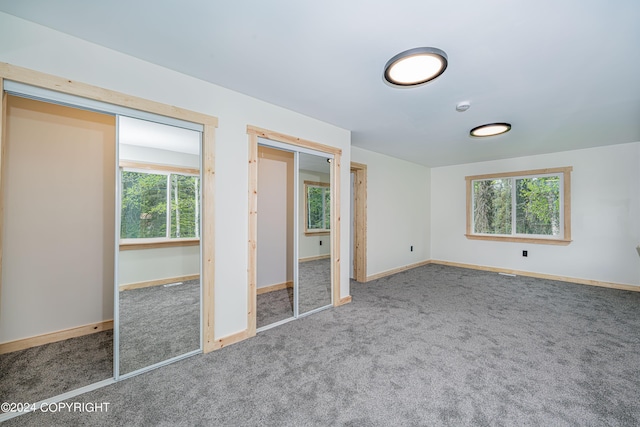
247 125 342 337
0 63 218 353
350 162 367 283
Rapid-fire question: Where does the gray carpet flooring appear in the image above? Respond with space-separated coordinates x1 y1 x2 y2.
5 264 640 426
0 330 113 405
119 279 200 375
298 259 332 314
1 279 200 407
257 288 294 328
257 259 332 329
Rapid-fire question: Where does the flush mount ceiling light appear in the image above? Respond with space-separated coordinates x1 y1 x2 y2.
470 123 512 137
384 47 448 87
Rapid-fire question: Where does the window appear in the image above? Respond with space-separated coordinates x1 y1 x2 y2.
304 181 330 235
465 167 572 245
120 167 200 243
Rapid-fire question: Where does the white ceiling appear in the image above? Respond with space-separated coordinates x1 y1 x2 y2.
299 152 331 175
1 1 639 167
119 116 200 155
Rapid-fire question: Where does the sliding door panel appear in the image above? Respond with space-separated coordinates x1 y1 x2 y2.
116 116 202 377
254 140 333 331
298 152 332 315
0 96 115 404
255 145 295 329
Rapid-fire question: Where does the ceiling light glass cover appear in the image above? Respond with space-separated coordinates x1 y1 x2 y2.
470 123 512 137
384 47 448 87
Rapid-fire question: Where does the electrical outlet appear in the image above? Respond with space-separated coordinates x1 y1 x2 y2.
522 250 528 257
410 245 413 252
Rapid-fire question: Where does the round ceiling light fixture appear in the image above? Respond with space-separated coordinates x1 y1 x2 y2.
384 47 448 87
470 123 512 137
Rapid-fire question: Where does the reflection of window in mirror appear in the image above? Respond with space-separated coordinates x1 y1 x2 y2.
304 181 330 236
120 163 200 246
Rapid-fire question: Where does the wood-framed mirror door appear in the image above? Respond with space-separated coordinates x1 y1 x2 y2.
253 145 334 331
248 126 342 336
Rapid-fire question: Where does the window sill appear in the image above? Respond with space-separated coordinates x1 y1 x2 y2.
464 234 572 246
304 231 330 236
119 238 200 251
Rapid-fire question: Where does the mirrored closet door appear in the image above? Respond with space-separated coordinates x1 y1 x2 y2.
115 116 202 378
297 152 332 315
255 140 333 331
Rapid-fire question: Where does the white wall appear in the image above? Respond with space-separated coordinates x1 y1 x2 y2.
431 142 640 287
0 12 351 339
351 146 431 277
257 147 294 289
299 169 331 260
118 246 200 286
119 144 199 169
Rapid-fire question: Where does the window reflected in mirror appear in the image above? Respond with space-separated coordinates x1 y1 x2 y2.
120 168 200 241
304 181 330 235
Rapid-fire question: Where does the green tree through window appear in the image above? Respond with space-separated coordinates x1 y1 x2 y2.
121 170 200 240
473 174 561 237
305 182 330 232
473 178 512 234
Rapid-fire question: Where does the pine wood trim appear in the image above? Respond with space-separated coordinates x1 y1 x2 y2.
304 231 330 236
464 234 572 246
465 166 573 181
247 126 342 327
362 258 639 293
431 260 640 292
119 238 200 251
465 166 572 244
119 160 199 176
0 81 5 298
331 152 342 306
247 125 342 156
563 170 572 241
350 162 367 283
299 254 330 262
202 122 216 353
337 295 352 306
0 320 114 355
209 329 250 350
247 133 258 339
257 281 293 295
465 177 472 236
0 63 217 357
366 260 432 282
119 274 200 291
0 62 218 127
304 180 329 187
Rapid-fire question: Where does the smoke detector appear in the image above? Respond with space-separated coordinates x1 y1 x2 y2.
456 101 471 112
